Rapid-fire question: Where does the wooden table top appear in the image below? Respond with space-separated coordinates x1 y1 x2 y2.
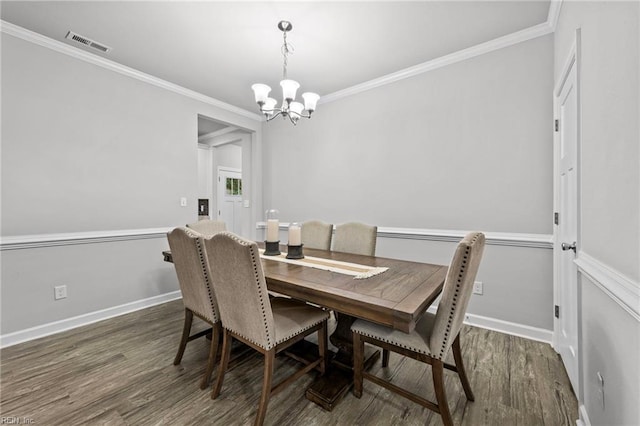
262 246 447 333
163 246 447 334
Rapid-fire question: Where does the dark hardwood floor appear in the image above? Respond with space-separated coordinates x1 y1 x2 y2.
0 300 577 425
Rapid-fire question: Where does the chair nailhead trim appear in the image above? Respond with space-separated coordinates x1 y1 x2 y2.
352 329 433 356
437 232 481 360
189 229 219 324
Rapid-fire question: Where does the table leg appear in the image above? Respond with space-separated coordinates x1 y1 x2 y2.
305 312 380 411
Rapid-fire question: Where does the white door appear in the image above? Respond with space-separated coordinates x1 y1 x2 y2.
555 57 579 393
217 167 242 234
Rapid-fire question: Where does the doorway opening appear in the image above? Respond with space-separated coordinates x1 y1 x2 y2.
197 114 254 237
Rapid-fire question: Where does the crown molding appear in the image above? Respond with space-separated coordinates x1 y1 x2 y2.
547 0 564 32
198 126 239 143
319 21 553 105
0 20 263 122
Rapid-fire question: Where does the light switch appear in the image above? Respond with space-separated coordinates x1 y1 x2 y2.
180 197 187 207
244 200 250 208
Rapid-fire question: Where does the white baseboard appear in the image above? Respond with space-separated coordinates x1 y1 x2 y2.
427 305 553 344
0 291 182 348
577 404 591 426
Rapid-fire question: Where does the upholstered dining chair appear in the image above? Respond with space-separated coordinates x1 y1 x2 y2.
332 222 377 256
301 220 333 250
203 232 329 426
351 232 485 426
186 219 226 236
167 227 222 390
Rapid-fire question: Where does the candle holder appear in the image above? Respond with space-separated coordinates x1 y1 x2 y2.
264 240 281 256
286 244 304 259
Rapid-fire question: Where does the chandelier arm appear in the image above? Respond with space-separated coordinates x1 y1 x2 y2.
265 110 284 122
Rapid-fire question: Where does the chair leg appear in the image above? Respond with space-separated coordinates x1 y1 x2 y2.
200 322 222 390
452 333 474 401
352 332 364 398
255 349 275 426
382 349 390 367
317 320 328 376
432 359 453 426
211 328 232 400
174 309 193 365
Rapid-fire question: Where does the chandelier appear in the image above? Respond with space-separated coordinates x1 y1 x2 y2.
251 21 319 125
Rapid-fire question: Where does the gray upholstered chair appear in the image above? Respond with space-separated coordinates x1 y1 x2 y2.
186 219 226 236
167 227 221 390
202 232 329 426
301 220 333 250
351 232 485 426
332 222 377 256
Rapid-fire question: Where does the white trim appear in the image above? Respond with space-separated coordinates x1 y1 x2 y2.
577 404 591 426
547 0 564 32
0 291 182 348
255 223 552 249
0 227 172 251
575 252 640 321
198 126 239 143
378 227 552 249
426 305 553 344
0 20 262 122
319 22 553 105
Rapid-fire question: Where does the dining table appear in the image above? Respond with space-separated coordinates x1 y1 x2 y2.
163 243 447 411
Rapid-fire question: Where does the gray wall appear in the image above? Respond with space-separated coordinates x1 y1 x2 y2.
555 2 639 425
0 34 260 334
262 35 555 330
263 35 553 234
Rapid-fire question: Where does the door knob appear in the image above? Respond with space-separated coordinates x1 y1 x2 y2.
561 242 577 253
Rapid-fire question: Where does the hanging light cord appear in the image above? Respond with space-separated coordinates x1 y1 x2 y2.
281 30 293 80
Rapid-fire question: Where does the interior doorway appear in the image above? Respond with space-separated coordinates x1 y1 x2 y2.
553 32 581 396
197 114 254 237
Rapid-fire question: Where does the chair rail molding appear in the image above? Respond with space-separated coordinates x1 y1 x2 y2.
0 228 173 251
256 223 552 249
574 252 640 321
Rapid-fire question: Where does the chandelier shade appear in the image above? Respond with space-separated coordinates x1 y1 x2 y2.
251 21 319 125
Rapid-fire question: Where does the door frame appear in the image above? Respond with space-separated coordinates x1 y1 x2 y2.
217 166 242 232
552 29 582 398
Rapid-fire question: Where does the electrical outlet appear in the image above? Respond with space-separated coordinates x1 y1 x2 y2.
473 281 483 295
54 285 67 300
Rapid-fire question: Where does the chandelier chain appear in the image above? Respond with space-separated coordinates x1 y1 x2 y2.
281 30 294 80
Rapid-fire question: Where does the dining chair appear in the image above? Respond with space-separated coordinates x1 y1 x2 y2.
351 232 485 426
301 220 333 250
332 222 377 256
186 219 227 236
167 227 222 390
202 232 329 426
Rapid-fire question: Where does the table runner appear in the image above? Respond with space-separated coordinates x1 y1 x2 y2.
259 249 388 279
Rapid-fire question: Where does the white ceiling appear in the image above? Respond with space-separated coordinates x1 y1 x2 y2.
1 1 551 114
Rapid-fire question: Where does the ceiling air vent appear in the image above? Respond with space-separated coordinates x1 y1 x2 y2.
65 31 112 53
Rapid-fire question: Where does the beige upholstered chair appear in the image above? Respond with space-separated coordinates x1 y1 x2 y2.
351 232 485 426
332 222 377 256
186 219 226 236
203 232 329 426
167 227 221 390
301 220 333 250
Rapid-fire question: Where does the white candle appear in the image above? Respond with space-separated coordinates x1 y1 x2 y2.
288 223 301 246
266 219 279 242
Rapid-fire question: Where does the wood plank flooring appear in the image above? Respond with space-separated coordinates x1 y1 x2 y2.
1 300 577 425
